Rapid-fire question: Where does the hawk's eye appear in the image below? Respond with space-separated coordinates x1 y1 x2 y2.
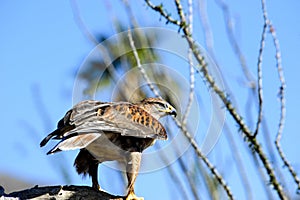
164 104 170 110
155 102 165 108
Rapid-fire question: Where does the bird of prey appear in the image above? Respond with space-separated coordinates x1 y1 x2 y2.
40 97 177 200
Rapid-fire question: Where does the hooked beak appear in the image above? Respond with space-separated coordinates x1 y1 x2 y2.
170 109 177 117
166 105 177 117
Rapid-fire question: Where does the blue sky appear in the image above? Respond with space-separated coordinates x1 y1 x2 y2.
1 1 300 199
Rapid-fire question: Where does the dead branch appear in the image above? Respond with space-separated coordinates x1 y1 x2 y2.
1 185 124 200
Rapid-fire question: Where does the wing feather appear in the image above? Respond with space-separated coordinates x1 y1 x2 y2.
40 100 167 153
47 133 101 154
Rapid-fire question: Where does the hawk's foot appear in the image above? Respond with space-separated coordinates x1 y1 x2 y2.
92 183 101 191
125 192 144 200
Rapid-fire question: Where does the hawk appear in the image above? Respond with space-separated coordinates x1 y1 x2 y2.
40 97 176 200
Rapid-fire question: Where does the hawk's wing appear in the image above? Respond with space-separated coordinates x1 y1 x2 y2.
40 100 167 154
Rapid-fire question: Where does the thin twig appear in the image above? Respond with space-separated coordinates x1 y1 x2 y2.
250 25 289 193
261 118 290 199
145 0 287 199
253 2 268 137
264 0 300 192
183 49 195 125
182 0 195 125
187 0 193 33
144 0 185 29
127 29 161 98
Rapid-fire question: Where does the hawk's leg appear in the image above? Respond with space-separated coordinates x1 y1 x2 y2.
90 161 100 190
74 149 100 190
126 152 144 200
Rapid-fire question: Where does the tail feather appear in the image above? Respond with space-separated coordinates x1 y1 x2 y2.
40 129 61 147
40 123 75 147
46 147 62 155
45 132 100 155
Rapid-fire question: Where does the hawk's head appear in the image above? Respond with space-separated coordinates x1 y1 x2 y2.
137 97 177 119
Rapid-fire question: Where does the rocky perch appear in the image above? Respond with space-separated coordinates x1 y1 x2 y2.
0 185 125 200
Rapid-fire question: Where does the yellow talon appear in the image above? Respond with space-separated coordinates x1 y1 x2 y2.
126 192 144 200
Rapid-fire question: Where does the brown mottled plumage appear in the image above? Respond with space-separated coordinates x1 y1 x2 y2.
40 97 176 200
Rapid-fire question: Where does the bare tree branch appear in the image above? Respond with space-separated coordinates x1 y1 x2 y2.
70 1 298 198
264 0 300 192
127 28 161 98
145 0 185 29
182 0 195 126
253 1 268 137
144 0 287 199
1 185 124 200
